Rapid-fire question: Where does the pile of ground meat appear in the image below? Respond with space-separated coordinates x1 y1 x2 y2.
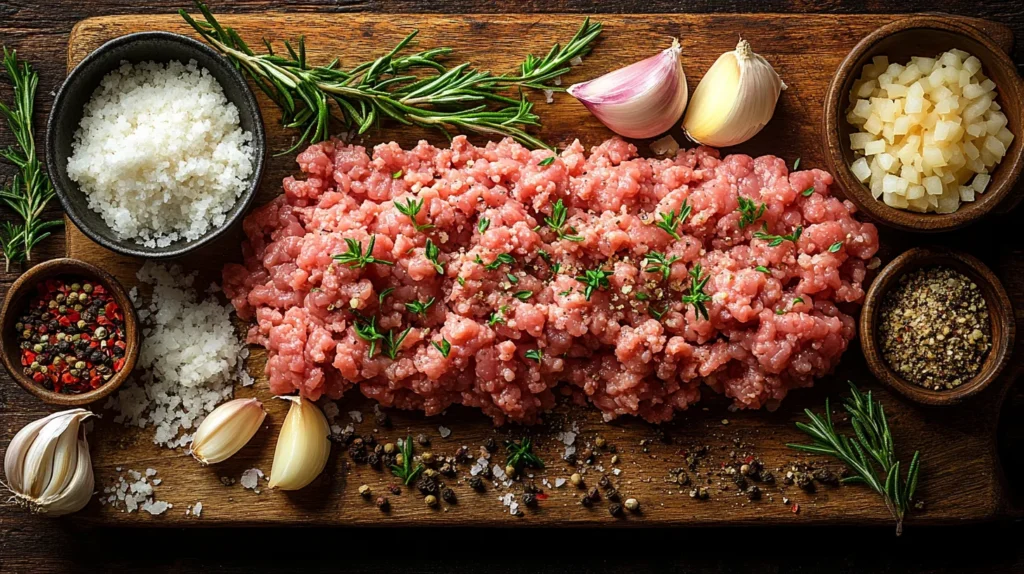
223 136 879 425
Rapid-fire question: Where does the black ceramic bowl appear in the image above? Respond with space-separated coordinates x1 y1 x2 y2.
46 31 265 259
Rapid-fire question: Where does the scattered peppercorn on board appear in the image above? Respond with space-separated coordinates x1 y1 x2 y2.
50 13 1021 525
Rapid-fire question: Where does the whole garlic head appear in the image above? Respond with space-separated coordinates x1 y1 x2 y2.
3 409 96 516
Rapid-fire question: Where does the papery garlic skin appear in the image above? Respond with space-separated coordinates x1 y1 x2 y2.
682 39 786 147
190 398 267 465
568 39 688 139
3 409 96 517
268 396 330 491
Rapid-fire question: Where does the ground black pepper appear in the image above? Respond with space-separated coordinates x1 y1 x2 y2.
879 266 991 390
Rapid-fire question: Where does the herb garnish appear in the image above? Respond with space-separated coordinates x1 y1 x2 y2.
392 169 403 179
655 200 692 240
506 273 519 284
635 292 649 301
736 196 767 230
0 49 62 269
405 297 435 317
788 383 921 536
513 290 533 301
538 156 556 167
334 236 394 268
755 265 771 275
478 217 490 234
391 435 425 485
484 252 515 271
753 223 803 247
828 241 843 253
575 267 611 301
801 186 815 197
488 306 508 326
181 2 602 152
649 304 669 320
353 315 384 357
431 337 451 357
395 197 434 232
681 263 711 320
525 348 543 363
544 199 583 242
383 327 412 359
792 158 801 170
424 239 444 274
643 251 679 281
505 438 544 471
378 287 395 305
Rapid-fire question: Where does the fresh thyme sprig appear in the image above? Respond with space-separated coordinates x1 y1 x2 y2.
482 252 515 271
405 297 435 317
180 2 601 152
643 251 679 281
753 222 803 247
736 195 766 230
681 263 711 320
333 235 394 268
575 267 611 301
544 198 583 242
0 48 61 270
395 197 434 232
525 348 543 363
353 314 384 357
391 435 425 485
788 383 921 536
424 239 444 274
505 438 544 471
383 326 412 359
655 200 691 241
488 306 508 326
431 337 451 357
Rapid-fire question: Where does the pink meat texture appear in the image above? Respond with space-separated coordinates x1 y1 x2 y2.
223 136 878 425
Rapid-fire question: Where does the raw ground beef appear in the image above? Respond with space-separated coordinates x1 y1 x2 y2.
223 136 879 425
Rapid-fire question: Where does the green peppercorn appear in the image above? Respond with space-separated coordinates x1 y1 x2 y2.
52 356 63 367
77 320 86 330
74 304 83 312
70 283 81 291
14 322 23 331
94 327 108 339
58 305 67 314
69 369 80 377
48 300 58 309
21 329 32 339
32 343 44 353
55 293 65 303
74 361 86 370
66 292 78 304
82 283 93 294
30 361 40 371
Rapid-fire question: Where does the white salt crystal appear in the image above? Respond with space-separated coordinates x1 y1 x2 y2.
241 468 264 490
555 478 567 488
348 410 363 423
193 501 203 517
145 468 157 477
144 500 169 515
438 425 451 438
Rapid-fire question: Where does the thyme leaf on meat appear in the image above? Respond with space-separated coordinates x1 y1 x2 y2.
544 198 583 242
424 238 444 274
0 48 62 270
431 337 451 357
383 326 412 360
484 252 515 271
513 290 533 301
405 297 435 317
505 438 544 471
829 241 843 253
753 222 803 247
378 287 395 305
802 186 815 197
333 235 394 268
478 217 490 234
391 435 425 485
736 195 766 230
488 306 508 326
681 263 711 321
788 382 921 536
654 200 691 240
525 348 543 363
643 251 679 281
755 265 771 275
575 267 611 301
353 315 385 357
538 156 555 167
395 197 434 232
180 2 602 152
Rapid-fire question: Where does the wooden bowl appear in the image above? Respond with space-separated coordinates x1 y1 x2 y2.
860 247 1013 405
823 16 1024 233
0 258 140 406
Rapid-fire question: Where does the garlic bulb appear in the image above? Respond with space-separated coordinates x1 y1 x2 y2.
3 409 96 516
189 398 267 465
268 396 330 490
568 39 688 139
682 39 786 147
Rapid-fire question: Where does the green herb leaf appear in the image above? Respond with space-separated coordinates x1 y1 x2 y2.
506 273 519 284
333 235 395 268
488 307 507 326
478 217 491 234
538 156 555 166
391 435 425 485
513 290 533 301
802 186 815 197
828 241 843 253
793 158 801 170
431 337 451 357
753 223 803 248
755 265 771 275
654 200 692 241
383 326 412 360
505 437 544 471
404 297 436 317
643 251 680 281
393 169 404 179
635 292 649 301
575 267 612 301
353 315 384 357
378 287 395 305
525 348 543 363
736 196 767 230
484 252 516 271
424 239 444 274
681 263 711 321
395 197 434 232
544 199 583 242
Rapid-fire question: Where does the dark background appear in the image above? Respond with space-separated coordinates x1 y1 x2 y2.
1 1 1023 572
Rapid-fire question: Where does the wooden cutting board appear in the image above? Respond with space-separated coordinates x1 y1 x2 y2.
56 12 1021 526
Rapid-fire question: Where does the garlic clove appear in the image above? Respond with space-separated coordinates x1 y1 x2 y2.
569 38 688 139
682 39 786 147
190 398 267 465
3 408 96 517
268 396 331 491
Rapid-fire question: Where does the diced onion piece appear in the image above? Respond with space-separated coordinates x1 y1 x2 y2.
851 157 872 182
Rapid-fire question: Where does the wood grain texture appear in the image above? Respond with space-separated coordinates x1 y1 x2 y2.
38 12 1021 528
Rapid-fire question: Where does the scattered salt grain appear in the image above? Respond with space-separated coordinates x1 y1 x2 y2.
438 425 451 438
241 468 264 491
104 262 241 448
348 410 363 423
193 501 203 517
570 56 583 66
555 478 567 488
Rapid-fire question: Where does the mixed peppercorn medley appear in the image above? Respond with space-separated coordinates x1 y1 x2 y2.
16 276 128 394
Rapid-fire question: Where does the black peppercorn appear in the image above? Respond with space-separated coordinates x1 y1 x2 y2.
367 452 381 469
375 496 390 511
416 477 438 495
587 487 601 502
388 484 402 495
522 492 536 506
746 485 762 501
580 495 593 508
469 476 484 491
441 488 456 504
374 410 391 428
605 488 620 502
483 438 496 452
598 475 611 489
416 433 430 447
608 503 623 517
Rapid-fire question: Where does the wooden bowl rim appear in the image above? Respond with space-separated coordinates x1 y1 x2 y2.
823 15 1024 233
859 247 1014 405
0 258 140 406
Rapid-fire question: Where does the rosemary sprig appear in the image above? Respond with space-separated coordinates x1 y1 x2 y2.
333 235 394 268
655 200 691 241
404 297 435 317
395 197 434 232
0 48 61 270
575 267 611 301
505 438 544 471
353 314 384 357
544 198 582 242
681 263 711 320
391 435 425 485
788 383 921 536
753 222 803 247
736 195 766 230
643 251 679 281
180 2 601 152
383 326 412 360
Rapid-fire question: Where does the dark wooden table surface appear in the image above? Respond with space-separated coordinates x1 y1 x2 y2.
2 1 1024 572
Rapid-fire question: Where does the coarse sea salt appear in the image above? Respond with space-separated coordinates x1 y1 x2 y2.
104 262 242 448
438 425 451 438
241 468 264 491
98 468 171 515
